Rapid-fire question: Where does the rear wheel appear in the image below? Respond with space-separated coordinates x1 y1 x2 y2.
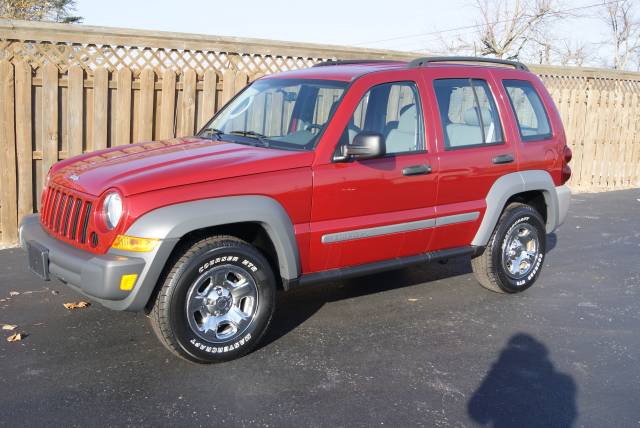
472 203 546 293
150 235 276 363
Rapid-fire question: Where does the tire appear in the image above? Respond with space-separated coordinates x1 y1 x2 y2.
149 235 276 363
472 203 546 294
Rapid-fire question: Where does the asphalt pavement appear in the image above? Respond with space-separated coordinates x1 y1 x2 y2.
0 189 639 427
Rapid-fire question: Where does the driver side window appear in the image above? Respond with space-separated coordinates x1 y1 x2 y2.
338 81 425 155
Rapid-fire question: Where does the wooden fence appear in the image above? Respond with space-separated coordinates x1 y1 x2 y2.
0 19 639 245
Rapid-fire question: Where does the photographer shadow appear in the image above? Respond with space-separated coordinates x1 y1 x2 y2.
468 333 577 428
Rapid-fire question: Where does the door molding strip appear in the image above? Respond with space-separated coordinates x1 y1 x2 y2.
320 211 480 244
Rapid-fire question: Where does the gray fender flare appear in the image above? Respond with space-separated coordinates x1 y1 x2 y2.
472 170 560 246
125 195 301 280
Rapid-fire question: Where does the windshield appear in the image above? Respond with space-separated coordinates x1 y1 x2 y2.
199 78 347 150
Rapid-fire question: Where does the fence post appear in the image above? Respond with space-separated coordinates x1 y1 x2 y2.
0 60 18 243
14 61 32 222
234 71 249 95
67 65 84 157
93 67 108 150
115 68 132 146
138 68 155 142
42 63 58 189
178 69 196 137
221 70 236 106
199 69 217 128
159 69 176 140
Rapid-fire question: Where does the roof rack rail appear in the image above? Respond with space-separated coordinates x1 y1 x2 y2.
313 59 400 67
407 56 530 72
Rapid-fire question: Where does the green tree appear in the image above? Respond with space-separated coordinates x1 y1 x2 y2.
0 0 82 23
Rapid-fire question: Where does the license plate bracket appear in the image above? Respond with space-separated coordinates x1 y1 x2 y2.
26 241 50 281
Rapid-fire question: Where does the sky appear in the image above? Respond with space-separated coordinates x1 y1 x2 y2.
75 0 613 65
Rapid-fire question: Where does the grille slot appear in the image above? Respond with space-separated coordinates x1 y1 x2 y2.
69 199 82 240
79 202 92 244
48 190 60 227
54 194 67 232
62 196 74 236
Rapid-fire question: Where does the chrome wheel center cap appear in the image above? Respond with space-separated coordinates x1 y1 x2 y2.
206 286 232 316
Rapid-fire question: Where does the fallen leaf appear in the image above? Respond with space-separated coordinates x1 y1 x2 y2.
7 333 23 342
2 324 17 331
63 301 90 310
407 298 419 302
9 291 19 296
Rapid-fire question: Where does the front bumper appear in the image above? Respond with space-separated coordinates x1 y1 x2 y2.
19 215 177 311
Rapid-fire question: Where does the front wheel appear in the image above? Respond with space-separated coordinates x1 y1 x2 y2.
149 235 276 363
472 203 546 293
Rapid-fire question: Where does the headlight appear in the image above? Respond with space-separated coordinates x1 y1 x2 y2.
103 192 123 230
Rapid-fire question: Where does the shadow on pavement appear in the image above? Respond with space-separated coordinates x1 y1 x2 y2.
546 232 558 253
261 232 558 349
468 333 577 428
261 257 472 347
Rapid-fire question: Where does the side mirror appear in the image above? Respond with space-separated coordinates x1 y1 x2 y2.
342 132 385 160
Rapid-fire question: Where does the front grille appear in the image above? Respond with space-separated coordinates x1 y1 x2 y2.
41 186 94 246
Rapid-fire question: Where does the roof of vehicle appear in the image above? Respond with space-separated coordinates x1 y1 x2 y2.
262 57 531 82
264 61 408 82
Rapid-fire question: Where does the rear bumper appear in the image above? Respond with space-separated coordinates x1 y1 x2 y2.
555 185 571 228
19 214 177 311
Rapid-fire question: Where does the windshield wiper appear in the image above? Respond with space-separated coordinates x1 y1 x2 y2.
229 130 271 147
199 128 224 140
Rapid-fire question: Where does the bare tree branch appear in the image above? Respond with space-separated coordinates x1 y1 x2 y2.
600 0 640 69
473 0 566 60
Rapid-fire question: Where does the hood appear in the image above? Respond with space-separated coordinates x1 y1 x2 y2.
49 137 314 196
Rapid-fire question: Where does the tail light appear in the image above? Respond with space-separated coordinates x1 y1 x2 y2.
561 146 572 184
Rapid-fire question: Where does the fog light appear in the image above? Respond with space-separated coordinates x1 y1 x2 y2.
111 235 159 252
120 274 138 291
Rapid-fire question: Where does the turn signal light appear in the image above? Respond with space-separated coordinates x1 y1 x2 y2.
111 235 159 252
119 274 138 291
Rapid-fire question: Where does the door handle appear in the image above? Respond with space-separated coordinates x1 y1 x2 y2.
492 154 514 164
402 164 432 176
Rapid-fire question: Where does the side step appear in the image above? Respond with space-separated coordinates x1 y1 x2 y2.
286 246 480 290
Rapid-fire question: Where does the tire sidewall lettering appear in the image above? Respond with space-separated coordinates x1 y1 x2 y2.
189 333 252 354
197 256 259 274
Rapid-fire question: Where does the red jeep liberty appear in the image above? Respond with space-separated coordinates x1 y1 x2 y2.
20 57 572 363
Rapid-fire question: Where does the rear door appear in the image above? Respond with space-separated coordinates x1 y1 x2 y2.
308 69 439 272
422 68 519 250
499 74 564 179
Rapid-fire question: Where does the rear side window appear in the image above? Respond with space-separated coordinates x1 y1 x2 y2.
503 80 552 141
433 79 504 149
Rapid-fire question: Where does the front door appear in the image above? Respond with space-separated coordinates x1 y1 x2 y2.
308 72 438 273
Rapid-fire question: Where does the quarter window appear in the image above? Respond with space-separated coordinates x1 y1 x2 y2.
503 80 552 141
338 81 425 155
433 79 504 149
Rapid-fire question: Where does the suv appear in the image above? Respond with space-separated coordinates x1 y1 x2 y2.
20 57 572 363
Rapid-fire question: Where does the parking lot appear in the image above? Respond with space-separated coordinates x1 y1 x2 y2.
0 189 639 427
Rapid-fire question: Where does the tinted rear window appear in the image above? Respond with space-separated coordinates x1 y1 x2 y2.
503 80 552 141
433 78 504 149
